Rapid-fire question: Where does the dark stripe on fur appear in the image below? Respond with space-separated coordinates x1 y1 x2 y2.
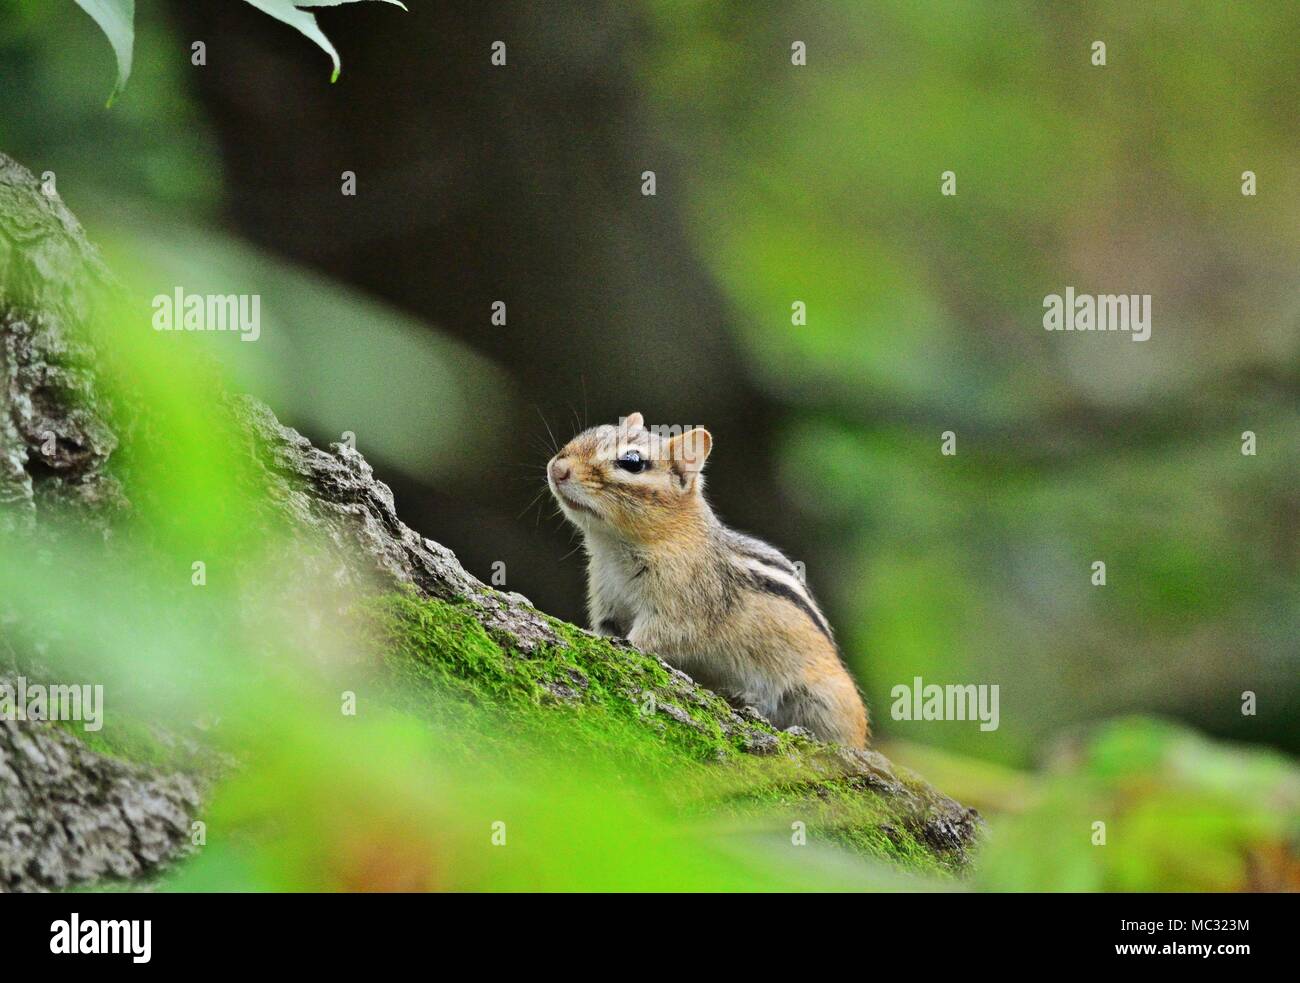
749 572 833 642
733 545 798 576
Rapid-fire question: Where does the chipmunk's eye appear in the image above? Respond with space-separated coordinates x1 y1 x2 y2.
615 449 648 473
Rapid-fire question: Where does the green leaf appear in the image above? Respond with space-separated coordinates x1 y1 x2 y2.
243 0 407 83
73 0 135 105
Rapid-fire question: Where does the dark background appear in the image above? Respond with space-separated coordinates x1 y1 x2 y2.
171 0 794 627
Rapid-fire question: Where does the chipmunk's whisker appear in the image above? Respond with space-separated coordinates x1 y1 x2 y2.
532 405 560 456
516 485 549 521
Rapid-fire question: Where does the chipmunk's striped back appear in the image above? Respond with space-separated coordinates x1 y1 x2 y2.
724 529 834 639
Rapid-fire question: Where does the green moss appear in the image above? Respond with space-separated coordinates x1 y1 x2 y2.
28 585 969 878
370 590 971 877
384 595 694 746
50 713 202 772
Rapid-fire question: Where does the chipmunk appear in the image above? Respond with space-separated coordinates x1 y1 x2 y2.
547 413 868 748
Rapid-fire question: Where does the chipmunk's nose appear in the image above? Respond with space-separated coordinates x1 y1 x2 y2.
550 458 571 483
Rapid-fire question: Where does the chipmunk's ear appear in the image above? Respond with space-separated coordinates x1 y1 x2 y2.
622 412 644 430
666 427 712 475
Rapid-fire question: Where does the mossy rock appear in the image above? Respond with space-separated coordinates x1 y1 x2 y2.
371 590 980 877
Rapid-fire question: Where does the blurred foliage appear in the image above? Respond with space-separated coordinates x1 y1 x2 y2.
71 0 407 100
101 221 509 478
72 0 134 103
240 2 408 85
975 717 1300 892
2 2 220 212
166 696 921 892
641 0 1300 762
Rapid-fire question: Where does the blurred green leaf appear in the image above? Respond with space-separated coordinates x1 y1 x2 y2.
95 213 508 484
72 0 134 104
243 0 407 83
975 718 1300 891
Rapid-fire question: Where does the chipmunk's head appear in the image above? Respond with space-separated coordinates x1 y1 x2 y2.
547 413 713 543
